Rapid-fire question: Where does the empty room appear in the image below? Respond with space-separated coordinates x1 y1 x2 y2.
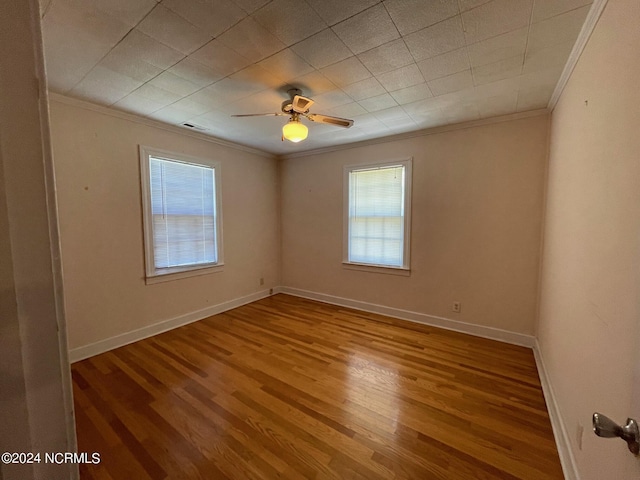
1 0 639 479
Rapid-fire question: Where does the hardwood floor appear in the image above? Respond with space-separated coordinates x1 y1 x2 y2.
72 294 563 479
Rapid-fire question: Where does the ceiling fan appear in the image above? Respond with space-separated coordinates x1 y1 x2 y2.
231 88 354 143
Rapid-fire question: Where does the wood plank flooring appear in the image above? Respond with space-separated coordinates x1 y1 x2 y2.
72 294 563 479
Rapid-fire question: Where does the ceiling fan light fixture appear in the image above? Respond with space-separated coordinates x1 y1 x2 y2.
282 118 308 143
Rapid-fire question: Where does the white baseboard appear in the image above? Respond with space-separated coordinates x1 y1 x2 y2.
279 287 535 348
68 289 274 363
533 340 580 480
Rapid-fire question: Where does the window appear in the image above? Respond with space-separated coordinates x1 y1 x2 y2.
344 159 411 272
140 146 223 283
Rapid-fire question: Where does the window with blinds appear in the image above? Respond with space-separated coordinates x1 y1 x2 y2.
345 160 411 269
140 147 223 281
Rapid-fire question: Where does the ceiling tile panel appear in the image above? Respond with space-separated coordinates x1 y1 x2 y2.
193 109 238 129
229 65 283 92
389 83 433 104
458 0 492 11
59 0 156 28
137 4 212 55
305 0 380 26
169 97 215 117
148 71 202 97
190 40 253 77
76 0 157 27
516 84 556 111
519 65 564 90
404 16 466 61
532 0 592 23
70 80 134 105
320 57 371 88
258 49 316 83
384 0 460 35
342 77 387 101
132 83 182 105
111 30 184 70
202 66 280 106
184 87 229 111
357 39 415 76
433 86 477 107
168 57 224 87
462 0 533 44
146 106 193 124
386 117 418 133
402 95 444 116
294 71 338 96
253 0 327 45
474 75 519 98
325 102 368 118
428 69 474 96
218 17 286 62
476 90 518 117
472 55 523 86
222 89 289 115
523 41 575 74
201 78 260 106
41 28 108 92
70 65 142 101
163 0 246 37
232 0 271 14
377 64 425 91
358 93 398 112
337 115 388 135
417 48 470 81
443 101 480 123
291 28 352 69
41 0 134 92
527 6 591 53
100 52 163 84
113 93 167 116
311 89 353 110
373 105 412 122
413 113 447 130
332 5 400 54
466 27 528 67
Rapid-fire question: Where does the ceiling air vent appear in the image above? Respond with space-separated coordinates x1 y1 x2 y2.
181 122 208 131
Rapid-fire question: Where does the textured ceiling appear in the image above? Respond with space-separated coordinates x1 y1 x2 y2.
40 0 593 154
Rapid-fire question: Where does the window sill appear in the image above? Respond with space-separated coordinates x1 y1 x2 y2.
342 262 410 276
145 263 224 284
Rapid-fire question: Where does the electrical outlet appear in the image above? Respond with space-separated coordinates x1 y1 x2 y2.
452 301 461 313
269 288 273 295
259 277 264 286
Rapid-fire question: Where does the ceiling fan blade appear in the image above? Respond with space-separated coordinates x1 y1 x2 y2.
231 113 287 117
305 113 354 128
292 95 314 114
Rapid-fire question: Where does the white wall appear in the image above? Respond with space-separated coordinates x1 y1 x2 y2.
538 0 640 478
49 99 280 354
281 115 549 337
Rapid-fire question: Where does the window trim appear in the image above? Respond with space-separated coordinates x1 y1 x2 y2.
342 158 412 273
139 145 224 284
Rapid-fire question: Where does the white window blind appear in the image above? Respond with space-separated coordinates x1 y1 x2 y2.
348 164 407 268
149 157 218 270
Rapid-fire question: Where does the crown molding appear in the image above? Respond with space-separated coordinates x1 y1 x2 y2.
547 0 609 111
279 109 549 160
48 93 274 159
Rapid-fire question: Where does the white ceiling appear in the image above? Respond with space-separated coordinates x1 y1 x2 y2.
40 0 593 154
